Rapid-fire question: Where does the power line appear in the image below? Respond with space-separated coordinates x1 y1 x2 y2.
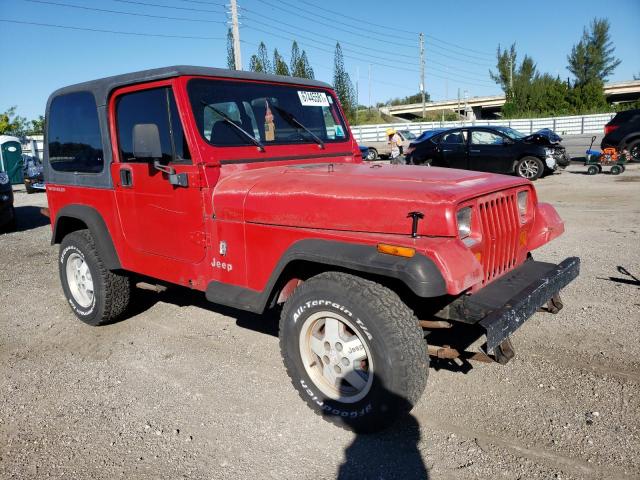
178 0 226 5
241 15 416 68
297 0 494 58
262 0 495 62
24 0 227 24
241 8 494 83
0 18 223 39
241 8 416 60
254 0 416 50
114 0 223 14
242 24 420 74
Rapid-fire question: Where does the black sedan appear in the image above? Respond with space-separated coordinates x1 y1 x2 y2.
405 126 569 180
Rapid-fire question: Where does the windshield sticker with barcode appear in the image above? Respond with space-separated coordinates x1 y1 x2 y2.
298 91 330 107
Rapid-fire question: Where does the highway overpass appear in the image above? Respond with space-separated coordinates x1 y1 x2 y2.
386 80 640 120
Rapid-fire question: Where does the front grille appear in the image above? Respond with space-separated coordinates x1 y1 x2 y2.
477 192 520 284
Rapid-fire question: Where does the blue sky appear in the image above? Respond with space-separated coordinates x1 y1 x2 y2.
1 0 639 119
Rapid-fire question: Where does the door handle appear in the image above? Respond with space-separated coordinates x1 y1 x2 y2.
470 149 481 153
441 149 452 152
120 168 133 187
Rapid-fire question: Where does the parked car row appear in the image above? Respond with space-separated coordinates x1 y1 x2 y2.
406 126 570 180
362 126 571 180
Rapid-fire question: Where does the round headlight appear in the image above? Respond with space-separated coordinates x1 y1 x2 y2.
456 207 472 239
0 172 9 185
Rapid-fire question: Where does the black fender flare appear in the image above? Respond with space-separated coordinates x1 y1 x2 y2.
206 239 447 313
52 204 121 270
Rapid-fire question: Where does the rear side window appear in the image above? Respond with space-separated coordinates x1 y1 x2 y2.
116 87 191 163
48 92 104 173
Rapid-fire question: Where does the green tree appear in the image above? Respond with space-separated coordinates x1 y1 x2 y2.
249 42 271 73
297 51 314 79
333 42 356 122
273 48 290 76
28 115 45 135
567 18 620 86
226 28 236 70
0 107 28 137
290 41 301 76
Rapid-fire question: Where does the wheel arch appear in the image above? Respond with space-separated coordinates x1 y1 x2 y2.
52 204 121 270
205 239 447 314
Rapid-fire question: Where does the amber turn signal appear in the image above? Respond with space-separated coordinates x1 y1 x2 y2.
377 244 416 258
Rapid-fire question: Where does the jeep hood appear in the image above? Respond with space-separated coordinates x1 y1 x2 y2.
213 163 529 237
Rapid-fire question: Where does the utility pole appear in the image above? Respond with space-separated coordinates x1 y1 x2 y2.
355 66 359 124
419 33 425 120
368 64 371 109
457 88 460 120
230 0 242 70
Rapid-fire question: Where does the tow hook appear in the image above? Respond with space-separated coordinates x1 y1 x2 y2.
539 294 564 314
492 338 516 365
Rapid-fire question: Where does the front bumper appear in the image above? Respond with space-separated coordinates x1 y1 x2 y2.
453 257 580 353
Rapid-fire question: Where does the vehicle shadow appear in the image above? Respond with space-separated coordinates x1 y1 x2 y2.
14 205 50 232
323 376 430 480
124 285 280 336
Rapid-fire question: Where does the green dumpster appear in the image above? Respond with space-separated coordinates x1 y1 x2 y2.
0 135 24 185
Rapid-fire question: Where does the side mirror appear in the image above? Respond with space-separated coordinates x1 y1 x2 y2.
503 137 514 145
133 123 162 160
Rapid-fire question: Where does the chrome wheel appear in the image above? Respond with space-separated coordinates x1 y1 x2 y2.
299 311 373 403
518 158 540 179
65 252 94 308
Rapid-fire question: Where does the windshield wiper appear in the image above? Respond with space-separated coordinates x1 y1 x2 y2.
271 105 325 149
201 101 265 152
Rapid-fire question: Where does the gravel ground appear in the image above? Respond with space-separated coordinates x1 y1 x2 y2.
1 163 639 480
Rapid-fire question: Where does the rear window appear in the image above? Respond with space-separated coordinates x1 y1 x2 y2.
48 91 104 173
187 79 349 147
611 109 640 124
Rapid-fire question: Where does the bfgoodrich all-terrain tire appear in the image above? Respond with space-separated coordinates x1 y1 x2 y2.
279 272 429 432
59 229 131 326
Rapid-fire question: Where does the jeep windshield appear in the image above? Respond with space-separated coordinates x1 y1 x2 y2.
187 79 349 148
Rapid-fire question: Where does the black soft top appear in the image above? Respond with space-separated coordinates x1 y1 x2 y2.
48 65 332 107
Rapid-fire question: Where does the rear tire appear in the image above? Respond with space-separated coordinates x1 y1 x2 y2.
59 229 131 326
625 139 640 162
279 272 428 432
587 165 599 175
610 165 622 175
516 156 544 180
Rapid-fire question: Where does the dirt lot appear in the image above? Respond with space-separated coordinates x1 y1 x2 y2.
1 163 639 480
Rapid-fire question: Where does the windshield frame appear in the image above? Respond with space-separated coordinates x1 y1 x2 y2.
186 77 350 149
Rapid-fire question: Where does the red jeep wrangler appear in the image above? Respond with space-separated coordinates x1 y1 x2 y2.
44 66 579 431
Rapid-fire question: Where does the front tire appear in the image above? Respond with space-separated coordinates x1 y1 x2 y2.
365 148 378 161
516 156 544 180
59 229 131 326
279 272 428 432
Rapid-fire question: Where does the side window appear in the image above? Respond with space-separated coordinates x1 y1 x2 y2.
48 92 103 173
440 131 466 145
116 87 190 163
168 92 191 162
471 130 504 145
